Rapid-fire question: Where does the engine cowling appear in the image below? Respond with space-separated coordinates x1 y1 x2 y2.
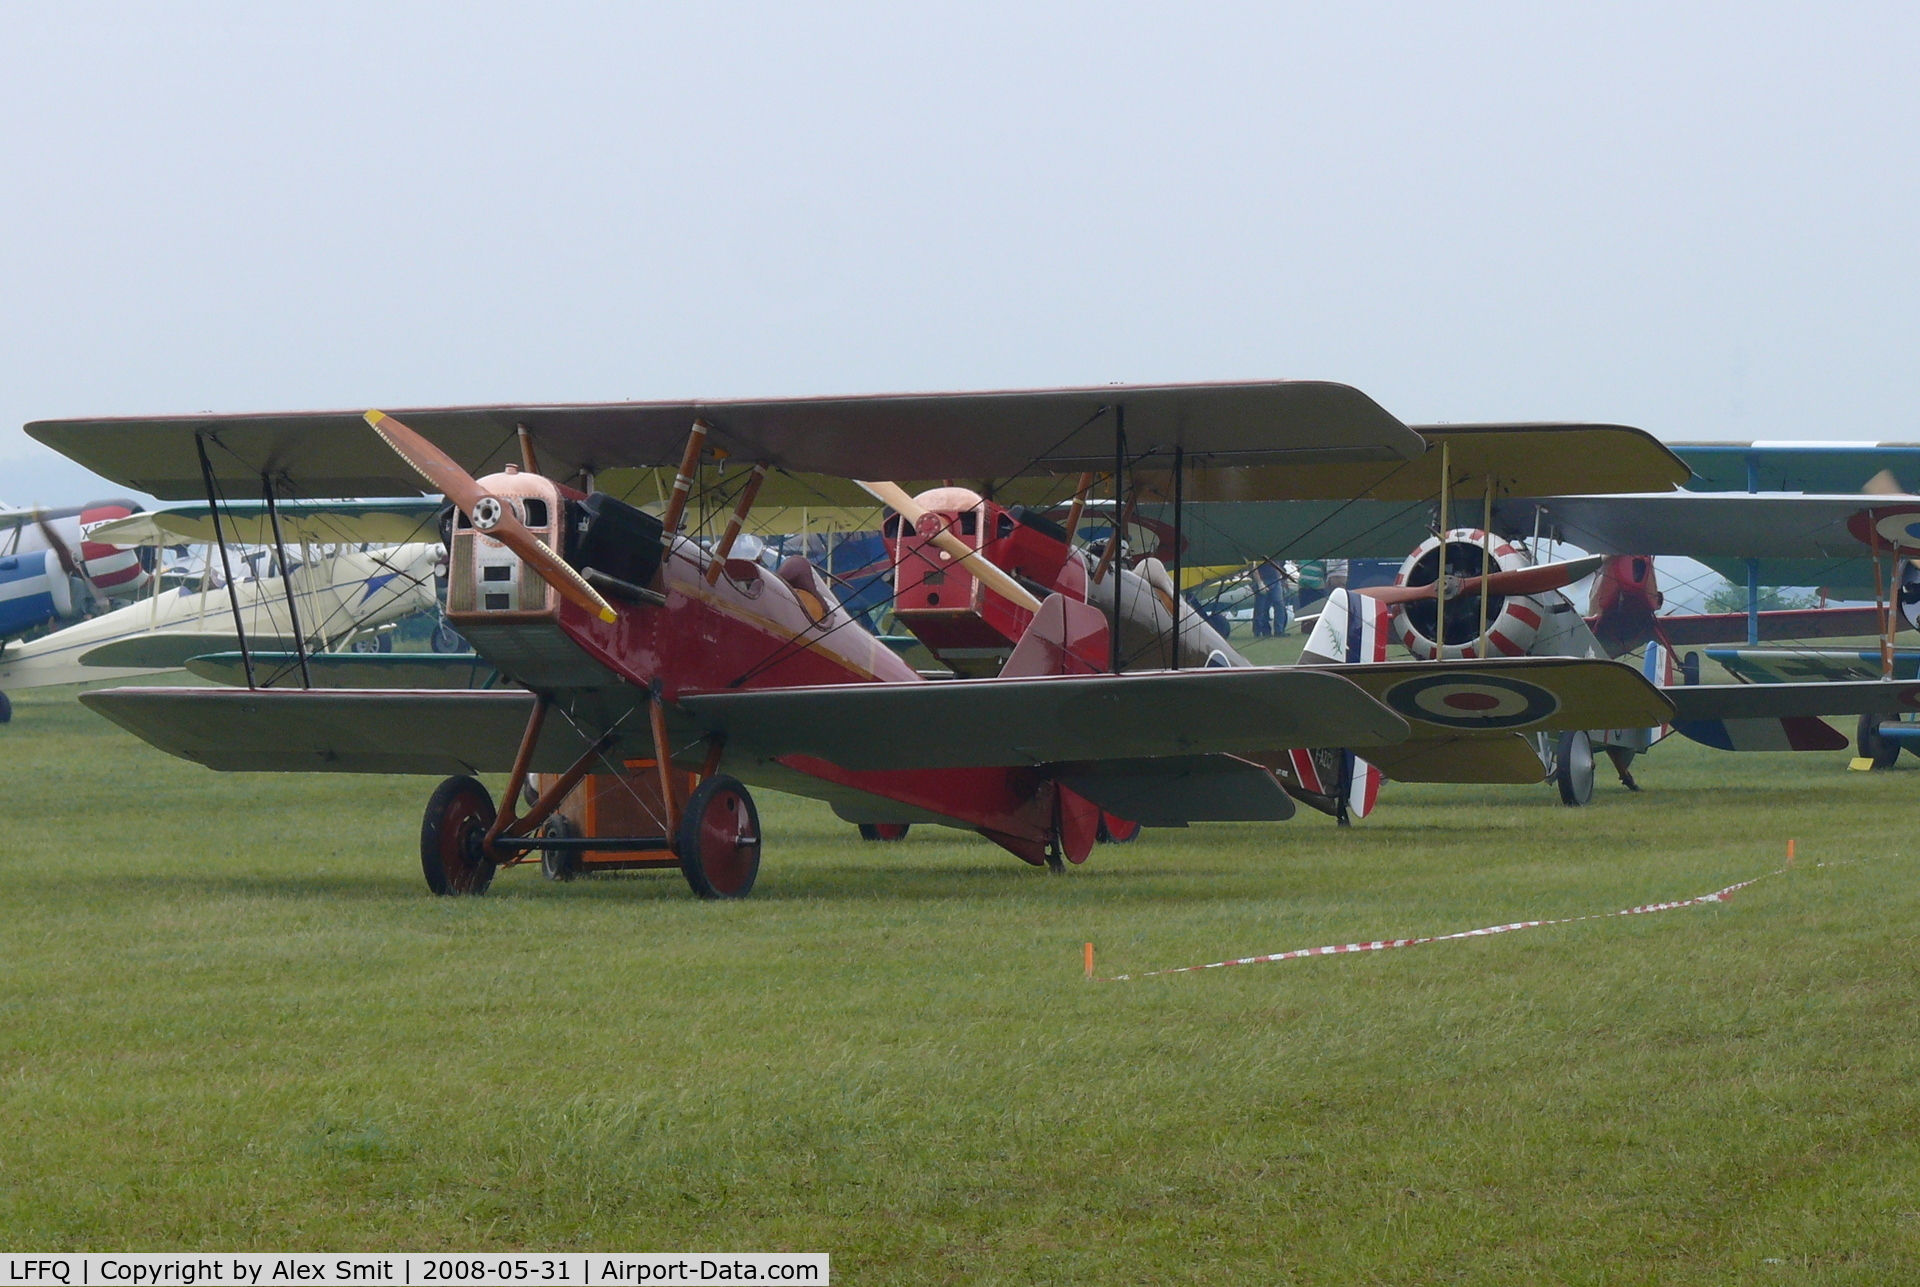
75 503 152 597
1389 528 1544 661
0 550 78 640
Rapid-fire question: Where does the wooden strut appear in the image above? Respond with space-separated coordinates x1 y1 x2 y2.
660 419 711 543
485 693 551 848
490 736 620 860
705 463 770 585
1061 472 1096 554
650 695 682 837
517 423 540 475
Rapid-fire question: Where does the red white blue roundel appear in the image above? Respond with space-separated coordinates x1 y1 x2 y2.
1383 672 1562 729
1847 505 1920 554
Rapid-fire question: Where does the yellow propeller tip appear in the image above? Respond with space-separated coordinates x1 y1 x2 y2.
363 410 388 427
598 608 619 624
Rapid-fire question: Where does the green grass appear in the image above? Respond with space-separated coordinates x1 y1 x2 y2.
4 686 1919 1283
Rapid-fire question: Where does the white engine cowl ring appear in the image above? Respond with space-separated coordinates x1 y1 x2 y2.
1390 528 1544 661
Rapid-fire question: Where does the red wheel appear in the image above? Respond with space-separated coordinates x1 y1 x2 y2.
857 823 911 841
420 775 497 896
1097 812 1141 844
677 774 761 899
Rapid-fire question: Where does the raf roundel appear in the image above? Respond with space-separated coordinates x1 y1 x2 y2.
1383 672 1562 730
1847 505 1920 555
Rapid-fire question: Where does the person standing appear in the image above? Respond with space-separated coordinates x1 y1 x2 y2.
1252 559 1286 637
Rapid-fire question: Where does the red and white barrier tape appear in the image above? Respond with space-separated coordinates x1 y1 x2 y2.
1102 868 1791 981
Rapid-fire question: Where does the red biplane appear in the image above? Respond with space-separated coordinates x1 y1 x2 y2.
31 384 1690 897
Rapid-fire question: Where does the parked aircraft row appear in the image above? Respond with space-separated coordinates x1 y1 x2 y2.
25 383 1920 901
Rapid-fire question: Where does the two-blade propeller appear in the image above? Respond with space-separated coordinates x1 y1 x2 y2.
364 410 618 624
34 511 104 610
1354 554 1605 606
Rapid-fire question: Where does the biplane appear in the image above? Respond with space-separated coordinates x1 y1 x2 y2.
0 501 149 630
905 427 1920 812
1284 478 1920 804
29 382 1729 896
0 502 444 698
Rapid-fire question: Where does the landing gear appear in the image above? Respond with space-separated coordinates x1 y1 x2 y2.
1553 730 1595 807
420 775 497 895
677 774 761 899
858 823 911 841
1096 813 1141 844
1604 746 1640 791
1857 714 1901 769
0 690 11 724
539 814 579 881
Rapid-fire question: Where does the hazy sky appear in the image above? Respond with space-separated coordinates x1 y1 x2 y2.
4 2 1917 503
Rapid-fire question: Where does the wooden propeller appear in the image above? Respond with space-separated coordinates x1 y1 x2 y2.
364 410 618 624
34 510 104 609
1355 554 1604 606
856 480 1043 613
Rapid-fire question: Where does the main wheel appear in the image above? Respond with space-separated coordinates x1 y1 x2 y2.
1097 812 1141 844
0 690 11 724
540 814 580 881
420 775 497 895
677 774 761 899
1554 730 1595 807
858 823 911 841
1857 714 1901 769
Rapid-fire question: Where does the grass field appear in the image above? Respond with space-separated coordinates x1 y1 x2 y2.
4 682 1919 1283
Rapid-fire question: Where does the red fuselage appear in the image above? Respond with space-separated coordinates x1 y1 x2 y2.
450 471 1074 862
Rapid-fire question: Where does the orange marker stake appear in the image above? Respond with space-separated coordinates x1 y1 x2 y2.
1787 838 1796 868
1085 942 1095 980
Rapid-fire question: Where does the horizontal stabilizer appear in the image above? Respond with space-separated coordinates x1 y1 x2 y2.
183 651 509 690
681 667 1410 771
1492 492 1907 559
1656 606 1890 647
1665 679 1920 722
79 633 302 669
1673 716 1850 753
1706 648 1920 684
1050 755 1295 824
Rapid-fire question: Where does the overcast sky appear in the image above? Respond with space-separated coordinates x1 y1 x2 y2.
3 2 1917 504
